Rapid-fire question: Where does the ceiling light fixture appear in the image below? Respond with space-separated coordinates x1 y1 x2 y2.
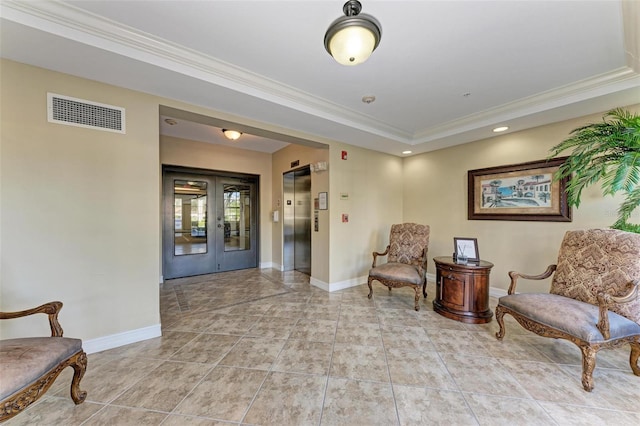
402 150 412 155
222 129 242 140
493 126 509 133
324 0 382 66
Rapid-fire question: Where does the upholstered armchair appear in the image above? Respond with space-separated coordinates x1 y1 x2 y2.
367 223 430 311
495 229 640 391
0 301 87 421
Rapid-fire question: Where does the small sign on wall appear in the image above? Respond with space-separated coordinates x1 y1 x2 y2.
318 192 328 210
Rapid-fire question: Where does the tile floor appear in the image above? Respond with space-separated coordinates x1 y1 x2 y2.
7 268 640 425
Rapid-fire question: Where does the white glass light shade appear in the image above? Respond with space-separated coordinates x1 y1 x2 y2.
328 26 376 66
222 129 242 140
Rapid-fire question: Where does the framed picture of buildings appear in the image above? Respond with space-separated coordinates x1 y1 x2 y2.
467 157 571 222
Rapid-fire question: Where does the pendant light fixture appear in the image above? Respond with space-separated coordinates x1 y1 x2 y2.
222 129 242 140
324 0 382 66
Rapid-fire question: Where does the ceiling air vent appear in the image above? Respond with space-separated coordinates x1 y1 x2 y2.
47 93 125 134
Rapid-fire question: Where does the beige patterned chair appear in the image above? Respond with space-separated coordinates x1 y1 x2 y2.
0 301 87 421
367 223 430 311
495 229 640 391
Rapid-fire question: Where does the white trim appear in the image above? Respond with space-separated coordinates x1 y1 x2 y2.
311 276 367 292
82 324 161 355
260 261 279 270
490 286 509 298
426 272 436 283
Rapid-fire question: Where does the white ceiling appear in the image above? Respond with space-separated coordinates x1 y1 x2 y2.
1 0 639 156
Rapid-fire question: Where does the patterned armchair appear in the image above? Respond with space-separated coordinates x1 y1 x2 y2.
367 223 430 311
0 301 87 421
495 229 640 391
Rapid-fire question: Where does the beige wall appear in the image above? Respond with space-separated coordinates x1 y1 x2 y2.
403 104 640 294
328 142 404 285
160 136 273 268
3 58 636 346
0 60 160 339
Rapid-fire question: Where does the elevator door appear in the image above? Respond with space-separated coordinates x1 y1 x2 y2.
283 167 311 274
163 170 258 279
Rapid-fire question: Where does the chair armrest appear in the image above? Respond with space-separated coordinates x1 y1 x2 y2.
596 282 639 340
372 245 390 268
507 265 557 295
0 301 64 337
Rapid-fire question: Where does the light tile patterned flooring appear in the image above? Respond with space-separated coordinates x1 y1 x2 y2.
7 268 640 425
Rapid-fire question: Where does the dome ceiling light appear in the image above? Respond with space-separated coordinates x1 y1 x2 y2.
324 0 382 66
222 129 242 140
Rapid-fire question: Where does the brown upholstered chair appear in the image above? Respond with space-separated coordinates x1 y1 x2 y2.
495 229 640 391
367 223 430 311
0 301 87 421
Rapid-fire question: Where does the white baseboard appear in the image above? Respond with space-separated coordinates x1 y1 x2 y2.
311 275 367 292
490 287 508 298
260 262 283 271
82 323 162 355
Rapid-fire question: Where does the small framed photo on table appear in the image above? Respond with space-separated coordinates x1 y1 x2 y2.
454 237 479 262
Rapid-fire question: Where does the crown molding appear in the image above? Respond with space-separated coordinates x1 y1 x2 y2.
1 0 411 141
2 1 637 146
412 67 640 144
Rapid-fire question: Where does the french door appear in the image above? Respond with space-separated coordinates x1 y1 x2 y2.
163 169 258 279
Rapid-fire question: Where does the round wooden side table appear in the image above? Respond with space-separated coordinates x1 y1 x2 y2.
433 256 494 324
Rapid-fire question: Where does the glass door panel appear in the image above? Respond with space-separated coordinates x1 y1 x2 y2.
173 179 208 255
216 178 257 272
223 184 251 252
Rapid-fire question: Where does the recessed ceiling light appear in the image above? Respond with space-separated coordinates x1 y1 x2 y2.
164 118 177 125
362 95 376 104
493 126 509 133
402 150 412 155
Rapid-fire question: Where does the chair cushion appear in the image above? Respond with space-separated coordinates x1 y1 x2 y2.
369 262 423 285
551 229 640 325
387 223 430 267
499 293 640 343
0 337 83 400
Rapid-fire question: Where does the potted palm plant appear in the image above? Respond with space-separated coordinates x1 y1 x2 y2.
549 108 640 233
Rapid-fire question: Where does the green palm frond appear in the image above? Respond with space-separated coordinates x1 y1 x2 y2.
548 108 640 231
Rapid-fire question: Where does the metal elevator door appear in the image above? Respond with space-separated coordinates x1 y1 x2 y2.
283 167 311 274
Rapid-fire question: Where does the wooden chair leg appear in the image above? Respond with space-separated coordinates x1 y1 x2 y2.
495 305 506 340
70 351 88 404
367 277 374 300
413 287 420 311
422 281 427 299
630 341 640 376
580 345 597 392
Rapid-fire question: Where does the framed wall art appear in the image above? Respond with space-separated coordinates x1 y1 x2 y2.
468 157 571 222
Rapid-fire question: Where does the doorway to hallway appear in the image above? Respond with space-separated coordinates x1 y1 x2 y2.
162 167 258 279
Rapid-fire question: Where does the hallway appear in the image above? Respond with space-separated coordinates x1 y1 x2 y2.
7 269 640 425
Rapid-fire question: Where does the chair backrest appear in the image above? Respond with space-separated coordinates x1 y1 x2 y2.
550 229 640 325
387 223 430 268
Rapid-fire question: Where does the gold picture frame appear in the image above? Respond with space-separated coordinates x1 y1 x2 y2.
468 157 571 222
